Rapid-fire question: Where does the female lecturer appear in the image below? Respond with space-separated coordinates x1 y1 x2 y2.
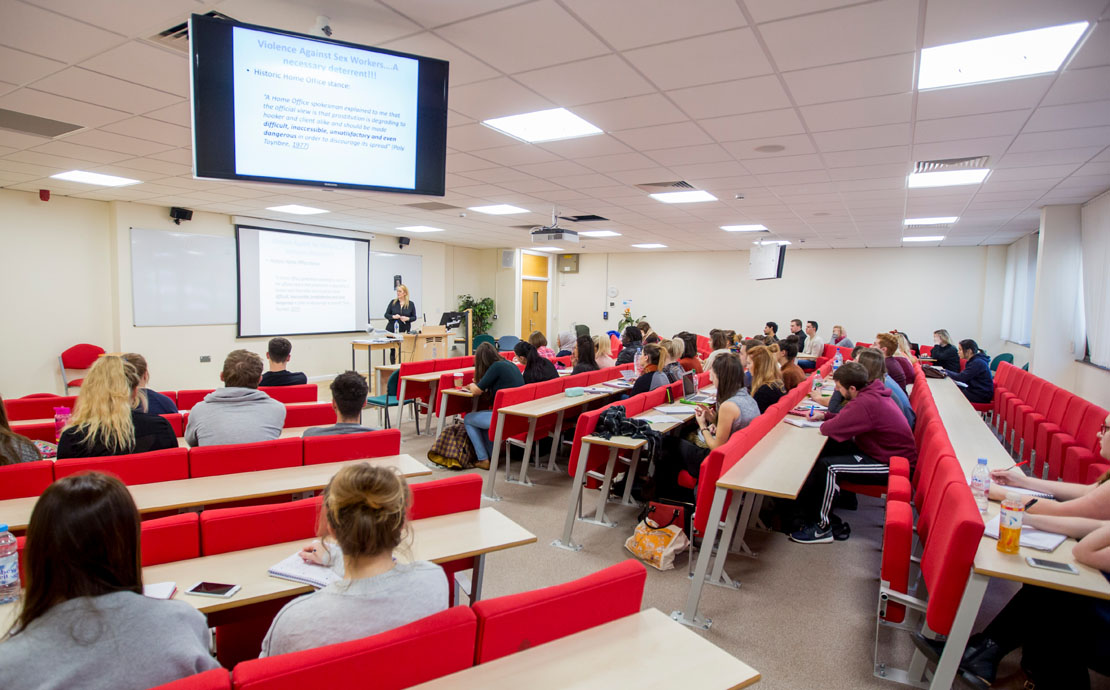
384 284 416 363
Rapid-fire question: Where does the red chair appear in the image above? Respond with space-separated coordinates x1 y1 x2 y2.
282 402 336 428
1088 463 1110 484
230 607 477 690
158 390 179 408
432 371 475 419
880 498 914 623
1027 389 1077 478
1052 403 1108 482
489 386 536 481
0 460 54 499
59 343 105 394
585 369 610 386
302 430 401 465
3 394 77 421
472 560 646 663
55 447 189 485
161 413 184 436
1037 397 1091 480
177 389 215 411
189 437 303 478
9 421 56 443
397 360 437 424
149 670 231 690
410 474 483 605
142 513 201 566
1012 384 1061 462
259 384 317 404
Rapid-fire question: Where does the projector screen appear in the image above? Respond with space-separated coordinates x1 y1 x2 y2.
237 226 369 337
190 14 448 195
749 244 786 280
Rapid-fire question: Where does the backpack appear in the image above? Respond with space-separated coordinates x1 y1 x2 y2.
427 420 477 470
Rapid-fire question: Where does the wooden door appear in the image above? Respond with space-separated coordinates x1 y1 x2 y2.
521 279 547 339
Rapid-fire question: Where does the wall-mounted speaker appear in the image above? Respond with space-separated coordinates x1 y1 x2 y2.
501 249 515 269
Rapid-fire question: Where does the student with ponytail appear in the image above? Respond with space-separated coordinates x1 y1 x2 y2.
261 464 447 656
628 343 670 397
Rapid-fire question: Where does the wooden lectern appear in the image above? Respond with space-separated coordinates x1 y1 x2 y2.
401 326 451 362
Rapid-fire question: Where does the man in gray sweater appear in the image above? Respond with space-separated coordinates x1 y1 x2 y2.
185 349 286 446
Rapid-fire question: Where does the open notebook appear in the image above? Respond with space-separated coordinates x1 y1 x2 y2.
268 553 342 589
983 514 1067 552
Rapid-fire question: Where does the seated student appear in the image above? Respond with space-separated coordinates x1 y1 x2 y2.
514 341 559 384
790 362 916 544
776 339 807 390
121 353 177 414
854 349 915 428
637 320 656 341
185 350 286 447
874 332 912 392
702 329 732 372
739 339 760 389
789 318 807 352
593 334 616 369
571 334 600 375
929 329 961 371
528 331 556 360
303 371 377 437
463 343 524 470
895 332 918 363
260 337 308 387
797 320 824 368
263 464 447 657
661 338 686 383
555 331 576 357
676 332 704 373
830 325 853 349
0 472 220 689
628 344 671 397
746 345 787 412
943 339 993 404
763 321 778 342
644 333 661 345
58 357 177 459
0 396 41 465
615 326 643 365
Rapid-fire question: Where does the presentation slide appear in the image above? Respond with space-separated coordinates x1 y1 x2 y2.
237 226 369 337
231 25 419 189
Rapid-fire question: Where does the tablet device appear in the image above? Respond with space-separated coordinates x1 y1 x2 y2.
186 581 242 598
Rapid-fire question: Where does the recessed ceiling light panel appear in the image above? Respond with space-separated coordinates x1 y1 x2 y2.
468 204 529 215
649 190 718 204
528 246 561 252
631 243 667 249
907 169 989 188
265 204 329 215
578 230 622 237
50 170 141 187
482 107 602 143
903 235 946 242
904 217 958 226
721 224 768 232
396 225 444 233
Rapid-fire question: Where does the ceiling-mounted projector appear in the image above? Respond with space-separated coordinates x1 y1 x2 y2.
531 205 578 244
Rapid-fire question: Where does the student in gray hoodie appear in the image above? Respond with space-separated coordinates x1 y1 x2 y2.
185 349 286 446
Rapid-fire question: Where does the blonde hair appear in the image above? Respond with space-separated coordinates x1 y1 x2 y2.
934 329 952 346
747 345 785 393
323 464 410 561
394 284 410 309
65 357 140 453
663 338 684 362
593 334 612 359
121 353 150 412
895 333 917 362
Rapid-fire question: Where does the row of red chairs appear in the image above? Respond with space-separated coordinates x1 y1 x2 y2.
990 362 1107 483
152 558 647 690
0 430 401 500
5 385 320 420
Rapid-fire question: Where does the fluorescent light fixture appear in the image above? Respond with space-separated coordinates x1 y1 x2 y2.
578 230 622 238
919 22 1088 89
721 224 768 232
631 243 667 249
904 217 958 226
529 246 561 252
396 225 444 233
650 190 718 204
266 204 329 215
482 107 602 143
50 170 140 187
468 204 529 215
903 235 945 242
754 239 791 246
907 169 989 188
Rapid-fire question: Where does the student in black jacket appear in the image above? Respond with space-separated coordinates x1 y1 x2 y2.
929 329 961 371
513 341 558 384
384 284 417 364
260 337 308 387
571 335 600 375
615 326 643 365
944 339 994 404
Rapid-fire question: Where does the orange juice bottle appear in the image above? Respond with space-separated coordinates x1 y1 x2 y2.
996 492 1024 554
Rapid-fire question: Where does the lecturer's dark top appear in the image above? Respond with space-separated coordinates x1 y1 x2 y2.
384 299 417 334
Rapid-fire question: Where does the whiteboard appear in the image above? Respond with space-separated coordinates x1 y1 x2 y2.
370 251 423 324
130 228 237 326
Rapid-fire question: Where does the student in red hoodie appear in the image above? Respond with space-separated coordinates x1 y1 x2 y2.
790 361 916 544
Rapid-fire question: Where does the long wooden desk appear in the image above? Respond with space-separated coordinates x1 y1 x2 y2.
351 338 402 375
411 608 761 690
372 363 400 396
0 455 429 531
0 507 535 630
919 377 1110 690
178 425 315 448
397 366 473 438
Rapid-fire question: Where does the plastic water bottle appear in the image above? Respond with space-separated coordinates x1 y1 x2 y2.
970 458 991 513
833 351 843 371
0 524 20 604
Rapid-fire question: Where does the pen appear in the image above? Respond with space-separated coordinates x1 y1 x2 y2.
1013 459 1029 469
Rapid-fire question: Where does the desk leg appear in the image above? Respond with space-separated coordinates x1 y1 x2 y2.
620 448 642 506
545 410 565 471
672 485 729 630
435 390 449 438
483 415 506 501
471 554 486 602
921 572 989 690
506 418 537 487
580 447 619 528
396 379 408 435
351 346 356 373
552 442 591 551
423 382 438 437
707 493 745 588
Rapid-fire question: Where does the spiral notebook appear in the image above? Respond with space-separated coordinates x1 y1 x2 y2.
268 553 341 589
983 515 1067 552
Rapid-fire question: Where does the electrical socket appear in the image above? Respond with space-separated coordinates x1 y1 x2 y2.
199 355 211 363
492 314 498 320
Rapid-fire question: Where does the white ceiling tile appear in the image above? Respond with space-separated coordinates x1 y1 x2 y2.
220 0 420 46
447 122 520 152
100 116 190 146
700 108 806 143
813 123 911 152
667 75 792 119
463 166 536 184
1072 160 1110 176
0 45 65 86
447 77 553 120
828 163 910 181
646 144 733 166
549 172 620 189
60 128 174 156
29 67 181 114
21 0 201 37
539 134 632 159
724 134 817 159
669 160 751 180
561 0 747 50
514 159 595 178
800 93 912 132
378 32 499 87
914 110 1031 143
922 0 1104 47
378 0 522 29
916 77 1052 120
755 169 830 186
0 87 129 129
782 53 915 106
988 164 1084 181
1009 125 1110 152
911 136 1014 162
1044 66 1110 106
514 55 655 107
144 100 191 127
998 146 1106 167
0 1 125 62
574 94 688 131
835 176 907 192
80 41 189 96
741 154 823 174
1023 100 1110 132
470 144 561 167
577 152 659 173
1070 19 1110 69
30 139 132 163
745 0 868 24
436 1 609 74
613 121 713 150
822 145 910 168
624 29 773 90
759 0 919 72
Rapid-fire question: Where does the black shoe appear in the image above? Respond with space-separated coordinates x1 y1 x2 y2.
961 638 1004 686
911 633 992 690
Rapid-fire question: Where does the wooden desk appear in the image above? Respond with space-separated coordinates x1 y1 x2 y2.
178 426 315 448
0 455 429 531
372 363 400 396
927 377 1014 475
401 331 455 363
397 366 473 438
435 387 478 439
351 339 402 376
411 608 761 690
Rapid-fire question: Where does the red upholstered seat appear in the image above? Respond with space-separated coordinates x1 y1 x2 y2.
230 607 477 690
302 429 401 465
161 413 184 436
158 390 179 407
488 386 535 445
432 371 475 418
880 499 914 623
0 460 54 499
1088 463 1110 484
409 474 484 606
200 495 321 556
55 447 189 486
149 669 231 690
920 483 985 636
188 437 303 478
472 560 646 663
283 402 336 428
3 394 77 421
586 369 610 386
258 384 317 404
888 455 911 480
176 389 215 411
59 343 105 392
142 513 201 566
1051 403 1107 482
9 421 56 443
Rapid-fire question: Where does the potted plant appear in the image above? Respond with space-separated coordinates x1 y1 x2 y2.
457 294 496 335
616 308 645 332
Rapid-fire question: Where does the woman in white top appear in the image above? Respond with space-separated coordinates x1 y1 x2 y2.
593 334 616 369
702 329 733 373
261 463 447 657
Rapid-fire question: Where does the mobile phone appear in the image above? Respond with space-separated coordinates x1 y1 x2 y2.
1025 557 1079 575
186 581 242 598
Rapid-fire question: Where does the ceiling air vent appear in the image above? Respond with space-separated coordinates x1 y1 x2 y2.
405 202 460 211
913 156 990 174
558 214 609 222
634 180 695 192
144 11 235 52
0 108 82 138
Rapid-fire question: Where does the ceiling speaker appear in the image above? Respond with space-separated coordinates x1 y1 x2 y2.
501 249 515 269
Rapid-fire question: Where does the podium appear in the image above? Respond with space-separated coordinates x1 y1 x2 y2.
402 326 452 362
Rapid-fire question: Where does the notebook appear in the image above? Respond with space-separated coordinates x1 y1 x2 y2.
605 380 633 389
783 417 822 429
983 514 1067 552
143 582 177 600
268 553 342 588
654 404 691 414
966 480 1053 500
